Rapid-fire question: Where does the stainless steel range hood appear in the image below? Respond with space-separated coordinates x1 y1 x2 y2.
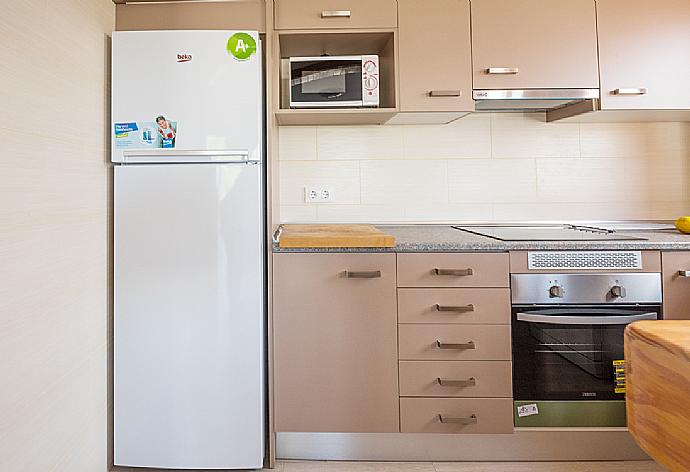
473 88 600 120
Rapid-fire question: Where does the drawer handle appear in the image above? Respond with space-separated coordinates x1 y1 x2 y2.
486 67 519 74
342 270 381 279
428 90 462 97
438 414 477 425
433 268 473 276
612 88 647 95
678 270 690 277
435 303 475 313
436 340 476 350
437 377 476 388
321 10 351 18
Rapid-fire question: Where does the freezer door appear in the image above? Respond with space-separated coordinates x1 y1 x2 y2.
114 163 264 469
111 30 261 163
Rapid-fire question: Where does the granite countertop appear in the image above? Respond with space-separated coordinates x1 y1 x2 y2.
272 224 690 252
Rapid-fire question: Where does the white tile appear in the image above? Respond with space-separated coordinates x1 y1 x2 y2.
317 126 403 160
360 160 448 205
490 112 580 158
279 161 361 205
623 157 689 203
403 203 493 222
316 205 406 223
580 122 688 159
279 127 318 161
493 201 690 221
402 114 492 159
447 159 537 204
279 205 318 223
536 158 629 203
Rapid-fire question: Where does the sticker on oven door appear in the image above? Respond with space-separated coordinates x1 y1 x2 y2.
517 403 539 417
613 359 626 394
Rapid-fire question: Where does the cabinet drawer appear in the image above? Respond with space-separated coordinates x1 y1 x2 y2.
400 398 514 433
275 0 397 30
399 325 511 361
398 288 510 324
399 361 512 397
662 252 690 320
397 253 509 288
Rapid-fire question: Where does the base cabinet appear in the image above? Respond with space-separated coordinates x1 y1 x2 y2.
661 252 690 320
272 253 399 432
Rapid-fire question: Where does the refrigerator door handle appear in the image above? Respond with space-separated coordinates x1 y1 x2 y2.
122 149 253 163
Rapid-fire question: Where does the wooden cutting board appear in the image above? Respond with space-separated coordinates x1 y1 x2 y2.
278 224 396 248
625 320 690 471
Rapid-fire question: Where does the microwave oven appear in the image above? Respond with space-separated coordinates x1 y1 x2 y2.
283 55 379 108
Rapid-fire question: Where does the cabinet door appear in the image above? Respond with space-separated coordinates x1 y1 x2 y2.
662 252 690 320
273 253 399 432
597 0 690 110
471 0 599 89
274 0 397 30
397 0 473 113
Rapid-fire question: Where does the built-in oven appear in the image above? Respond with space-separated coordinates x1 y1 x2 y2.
284 55 379 108
511 273 662 427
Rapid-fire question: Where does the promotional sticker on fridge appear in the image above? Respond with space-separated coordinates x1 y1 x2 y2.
114 116 178 149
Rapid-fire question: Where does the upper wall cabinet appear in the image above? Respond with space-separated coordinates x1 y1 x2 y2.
274 0 398 30
470 0 599 89
597 0 690 110
392 0 474 122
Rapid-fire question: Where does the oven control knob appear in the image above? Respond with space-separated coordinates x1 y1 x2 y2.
549 285 564 298
610 285 627 298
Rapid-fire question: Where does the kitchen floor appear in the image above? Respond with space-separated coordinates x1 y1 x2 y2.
272 460 664 471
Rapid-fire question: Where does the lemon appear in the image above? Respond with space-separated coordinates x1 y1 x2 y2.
675 216 690 234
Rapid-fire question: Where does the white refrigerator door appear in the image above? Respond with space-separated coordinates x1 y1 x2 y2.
111 30 261 163
114 163 264 469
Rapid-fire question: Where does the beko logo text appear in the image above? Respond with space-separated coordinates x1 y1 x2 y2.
177 54 192 63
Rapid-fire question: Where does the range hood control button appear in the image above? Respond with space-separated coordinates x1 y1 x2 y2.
549 285 564 298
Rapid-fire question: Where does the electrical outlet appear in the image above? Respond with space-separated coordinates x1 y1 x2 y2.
304 187 335 203
305 187 320 203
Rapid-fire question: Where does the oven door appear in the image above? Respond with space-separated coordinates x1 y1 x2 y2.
289 57 363 107
512 305 659 427
512 305 659 402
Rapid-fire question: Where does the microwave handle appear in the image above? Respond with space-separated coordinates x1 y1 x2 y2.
516 312 657 325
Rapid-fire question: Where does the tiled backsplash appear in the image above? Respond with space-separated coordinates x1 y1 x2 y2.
278 113 690 223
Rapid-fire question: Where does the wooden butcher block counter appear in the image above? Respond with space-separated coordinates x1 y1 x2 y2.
277 224 396 248
625 320 690 472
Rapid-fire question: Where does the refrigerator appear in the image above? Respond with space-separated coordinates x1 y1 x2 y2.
112 30 264 469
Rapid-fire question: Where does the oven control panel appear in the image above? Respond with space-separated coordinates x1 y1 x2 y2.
511 273 662 305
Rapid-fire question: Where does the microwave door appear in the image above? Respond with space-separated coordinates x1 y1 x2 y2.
290 59 363 107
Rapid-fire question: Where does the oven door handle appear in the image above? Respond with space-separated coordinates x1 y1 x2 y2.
516 312 657 325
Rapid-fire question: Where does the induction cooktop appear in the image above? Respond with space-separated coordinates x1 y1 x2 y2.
452 224 649 242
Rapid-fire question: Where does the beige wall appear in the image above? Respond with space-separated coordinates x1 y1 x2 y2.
0 1 114 471
279 114 690 222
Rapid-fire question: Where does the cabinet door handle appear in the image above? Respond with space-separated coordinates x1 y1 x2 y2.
438 414 477 425
433 268 473 276
428 90 462 97
437 377 476 387
678 270 690 277
436 340 476 350
342 270 381 278
434 304 475 313
612 88 647 95
321 10 351 18
486 67 519 74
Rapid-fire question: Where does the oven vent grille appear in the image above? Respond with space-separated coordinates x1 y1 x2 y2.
527 251 643 270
